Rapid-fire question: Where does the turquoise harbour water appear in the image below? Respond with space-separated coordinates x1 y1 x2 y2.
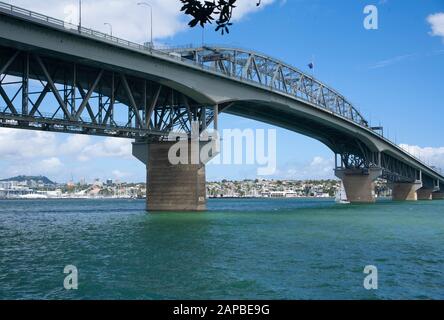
0 198 443 300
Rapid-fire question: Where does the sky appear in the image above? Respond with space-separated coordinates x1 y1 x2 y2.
0 0 443 183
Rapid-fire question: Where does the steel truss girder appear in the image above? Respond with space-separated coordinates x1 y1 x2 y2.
335 138 419 183
380 152 419 183
166 46 369 127
0 49 217 139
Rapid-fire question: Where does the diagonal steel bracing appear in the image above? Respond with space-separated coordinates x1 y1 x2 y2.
75 70 104 122
0 50 19 75
34 55 73 120
0 49 216 140
147 85 162 129
120 73 145 129
0 85 18 114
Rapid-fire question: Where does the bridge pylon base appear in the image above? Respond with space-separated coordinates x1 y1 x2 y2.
432 192 444 200
391 182 423 201
148 141 206 212
335 168 382 203
133 141 207 212
417 188 434 200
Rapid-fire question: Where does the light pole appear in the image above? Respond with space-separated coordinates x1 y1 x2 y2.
104 23 113 37
78 0 82 31
137 2 153 48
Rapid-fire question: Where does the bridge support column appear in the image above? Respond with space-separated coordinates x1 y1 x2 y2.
417 188 434 200
133 139 218 212
147 141 206 211
432 192 444 200
335 168 382 203
391 182 422 201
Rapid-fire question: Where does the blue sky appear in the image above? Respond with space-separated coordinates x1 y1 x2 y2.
1 0 443 183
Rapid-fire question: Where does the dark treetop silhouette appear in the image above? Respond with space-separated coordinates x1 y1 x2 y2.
180 0 262 34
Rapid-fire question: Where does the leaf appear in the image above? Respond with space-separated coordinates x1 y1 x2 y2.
189 19 199 28
181 0 237 35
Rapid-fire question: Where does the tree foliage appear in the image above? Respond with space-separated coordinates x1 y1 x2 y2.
180 0 261 35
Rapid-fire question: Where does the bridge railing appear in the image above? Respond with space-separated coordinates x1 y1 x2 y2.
0 2 224 80
0 2 153 51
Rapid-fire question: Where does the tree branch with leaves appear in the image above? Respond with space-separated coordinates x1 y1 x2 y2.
180 0 261 35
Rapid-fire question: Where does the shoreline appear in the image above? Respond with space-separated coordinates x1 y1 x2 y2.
0 196 336 201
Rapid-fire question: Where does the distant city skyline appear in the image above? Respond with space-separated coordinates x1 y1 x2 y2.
0 0 443 183
0 173 343 185
1 174 358 200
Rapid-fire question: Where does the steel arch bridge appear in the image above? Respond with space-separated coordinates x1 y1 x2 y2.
164 45 441 186
0 1 443 208
163 45 369 127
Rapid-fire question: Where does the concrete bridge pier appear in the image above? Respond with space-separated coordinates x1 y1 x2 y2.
148 141 207 211
335 168 382 203
391 181 423 201
432 192 444 200
133 139 218 212
417 188 434 200
431 181 443 200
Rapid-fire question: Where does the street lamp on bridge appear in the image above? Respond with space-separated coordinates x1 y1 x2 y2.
104 23 113 37
137 2 153 48
78 0 82 31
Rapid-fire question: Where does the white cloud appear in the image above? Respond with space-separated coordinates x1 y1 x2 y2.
400 144 444 170
0 127 140 181
59 135 92 155
274 156 335 180
369 53 418 69
427 12 444 42
37 157 63 174
9 0 184 42
231 0 276 22
3 156 63 177
79 137 132 161
9 0 278 43
0 128 58 159
112 169 131 179
0 128 132 161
